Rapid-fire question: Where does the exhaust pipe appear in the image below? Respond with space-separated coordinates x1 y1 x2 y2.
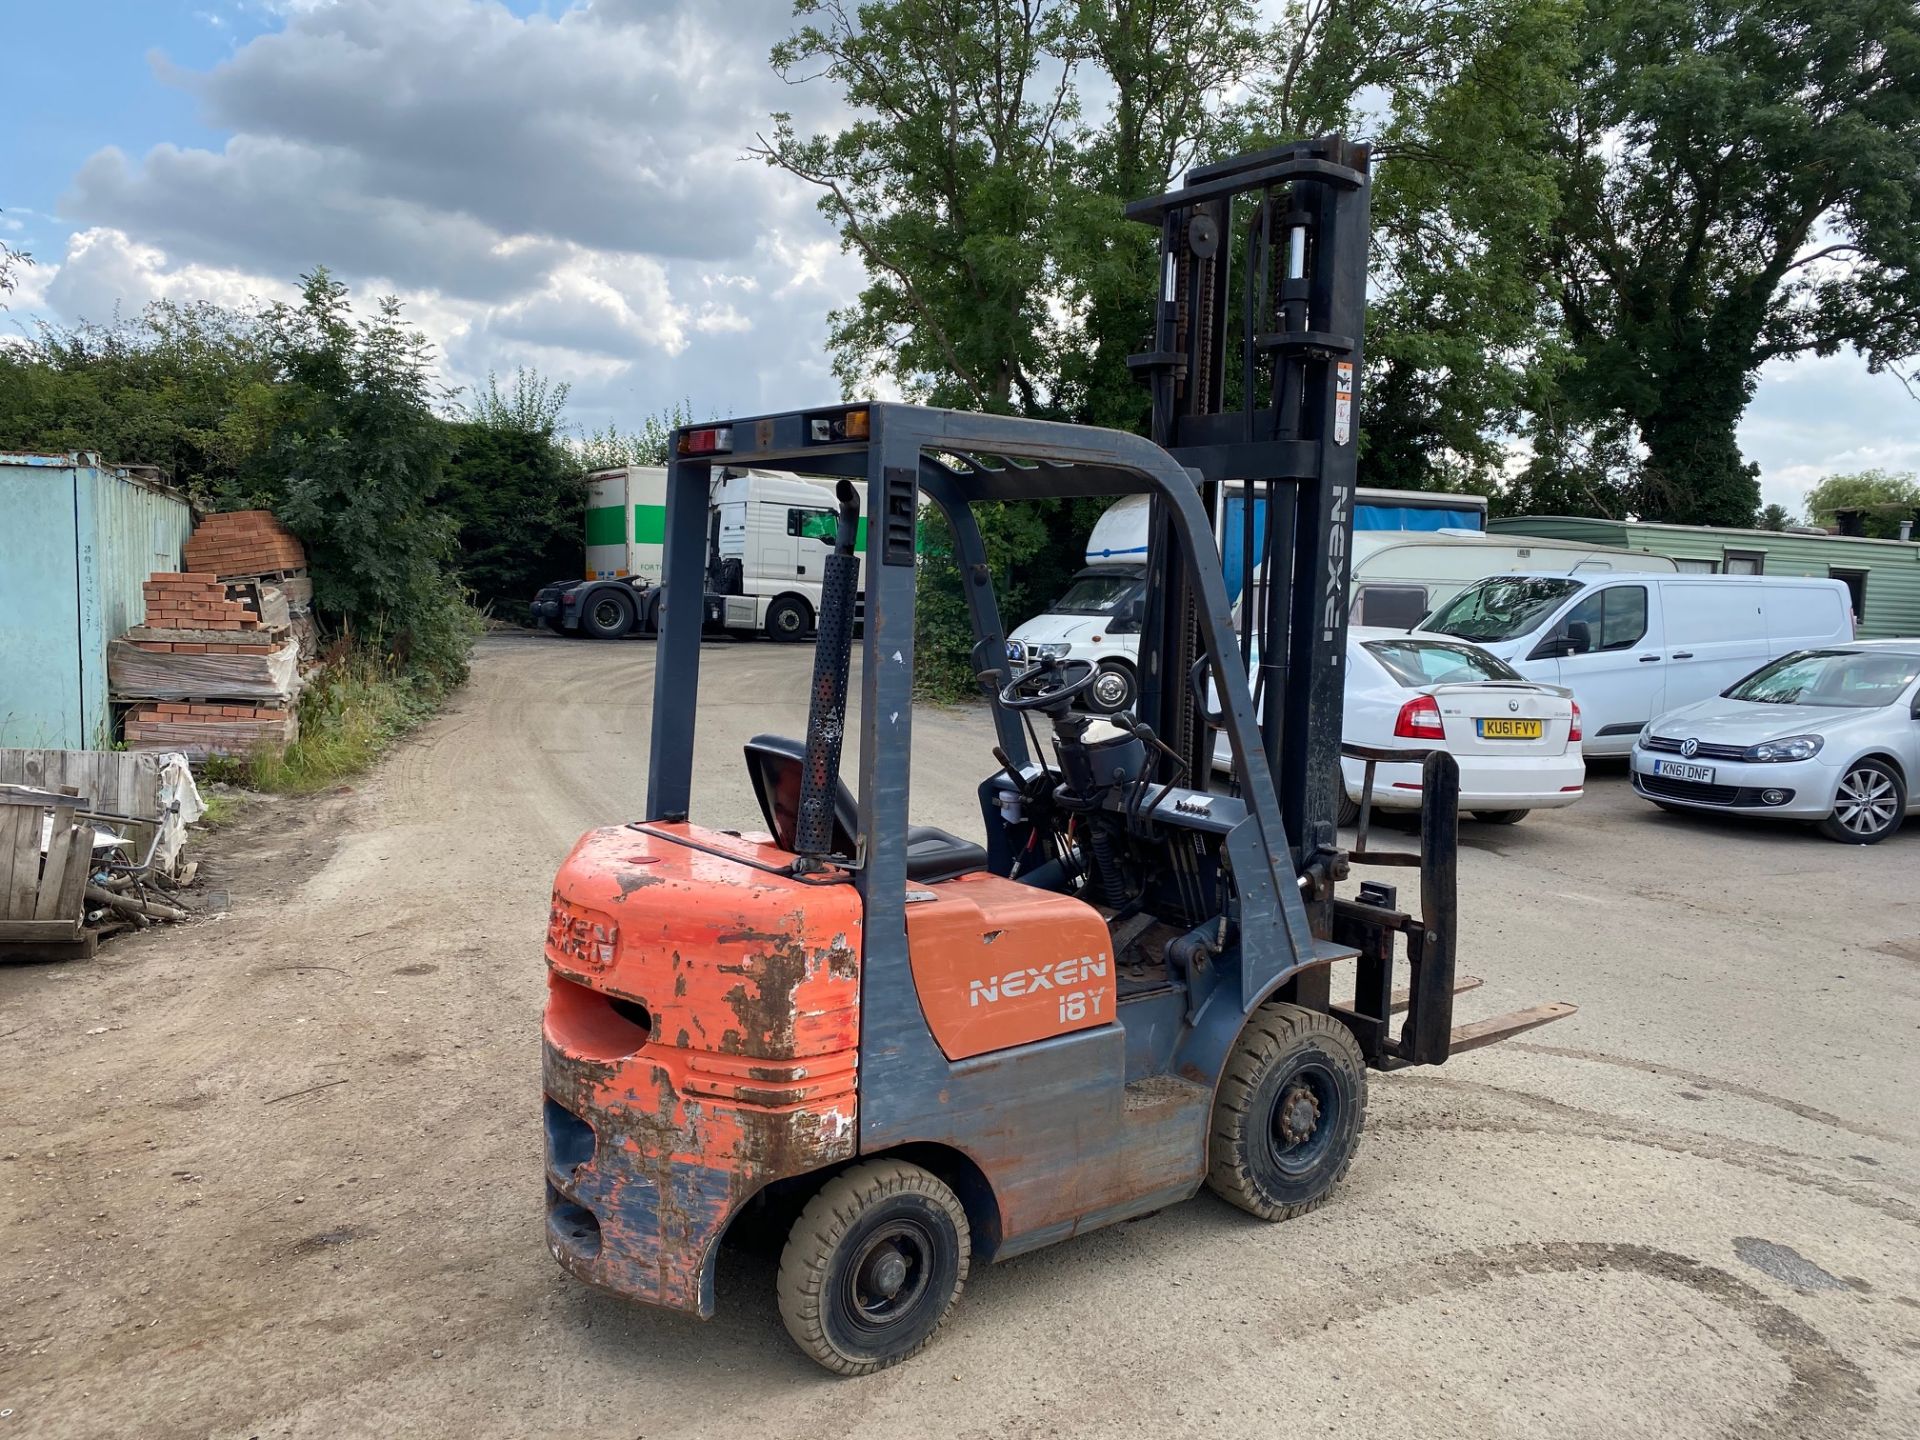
795 480 862 868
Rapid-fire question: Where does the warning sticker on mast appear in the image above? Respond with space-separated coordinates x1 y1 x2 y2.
1334 361 1354 445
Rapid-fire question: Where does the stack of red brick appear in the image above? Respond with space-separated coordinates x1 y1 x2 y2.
113 560 302 758
124 702 296 752
140 574 267 632
183 510 307 577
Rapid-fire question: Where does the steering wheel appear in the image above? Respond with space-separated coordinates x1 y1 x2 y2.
998 657 1099 712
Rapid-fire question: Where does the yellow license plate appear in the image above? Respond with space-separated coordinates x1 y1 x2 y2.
1477 718 1543 739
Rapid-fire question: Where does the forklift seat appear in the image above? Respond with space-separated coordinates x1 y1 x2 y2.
743 735 987 883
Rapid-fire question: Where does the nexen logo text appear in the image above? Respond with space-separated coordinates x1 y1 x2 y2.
968 955 1109 1006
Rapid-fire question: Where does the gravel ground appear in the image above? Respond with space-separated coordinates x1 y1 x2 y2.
2 631 1917 1439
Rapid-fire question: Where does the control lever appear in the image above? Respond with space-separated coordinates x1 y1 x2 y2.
991 745 1050 803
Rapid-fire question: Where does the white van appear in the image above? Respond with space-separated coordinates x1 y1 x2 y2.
1418 573 1856 756
1350 532 1679 628
1006 498 1151 711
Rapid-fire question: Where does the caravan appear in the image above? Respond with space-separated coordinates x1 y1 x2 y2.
1348 532 1679 627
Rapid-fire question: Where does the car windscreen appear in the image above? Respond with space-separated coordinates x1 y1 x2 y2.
1725 650 1920 708
1051 572 1143 616
1363 639 1523 688
1424 576 1584 643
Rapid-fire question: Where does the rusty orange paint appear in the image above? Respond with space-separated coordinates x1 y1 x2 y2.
542 822 861 1316
906 871 1115 1060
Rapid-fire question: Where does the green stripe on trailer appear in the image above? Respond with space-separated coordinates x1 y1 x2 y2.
634 503 667 545
585 505 627 545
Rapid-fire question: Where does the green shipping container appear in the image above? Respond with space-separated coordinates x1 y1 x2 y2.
0 452 195 748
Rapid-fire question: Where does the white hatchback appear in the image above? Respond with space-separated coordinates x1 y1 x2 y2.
1215 627 1586 824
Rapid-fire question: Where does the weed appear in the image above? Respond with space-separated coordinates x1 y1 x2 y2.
209 637 464 795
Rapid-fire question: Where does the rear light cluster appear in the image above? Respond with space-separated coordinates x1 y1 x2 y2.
676 425 733 456
1393 695 1445 739
1569 702 1583 743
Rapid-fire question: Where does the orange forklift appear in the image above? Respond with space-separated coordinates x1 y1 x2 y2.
541 136 1573 1374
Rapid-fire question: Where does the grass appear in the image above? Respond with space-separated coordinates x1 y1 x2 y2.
202 646 444 795
197 791 239 827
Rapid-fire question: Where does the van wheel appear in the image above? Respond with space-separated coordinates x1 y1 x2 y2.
1337 792 1361 827
1207 1002 1367 1221
581 589 634 639
767 595 813 642
1089 662 1137 713
1819 759 1905 844
1471 810 1528 824
777 1160 971 1376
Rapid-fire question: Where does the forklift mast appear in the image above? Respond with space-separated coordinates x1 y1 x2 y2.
1125 136 1371 909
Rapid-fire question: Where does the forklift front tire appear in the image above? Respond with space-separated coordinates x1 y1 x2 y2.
777 1159 971 1376
1207 1001 1367 1222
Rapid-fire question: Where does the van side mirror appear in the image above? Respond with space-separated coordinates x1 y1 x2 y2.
1529 622 1591 662
1108 597 1146 636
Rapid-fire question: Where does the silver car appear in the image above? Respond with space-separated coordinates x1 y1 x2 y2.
1631 641 1920 844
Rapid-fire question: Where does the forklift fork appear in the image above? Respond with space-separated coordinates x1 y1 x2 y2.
1331 745 1574 1068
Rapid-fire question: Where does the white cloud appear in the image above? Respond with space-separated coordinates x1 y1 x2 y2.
1740 350 1920 515
33 0 853 436
42 226 293 321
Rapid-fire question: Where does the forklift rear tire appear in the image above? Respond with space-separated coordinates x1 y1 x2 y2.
766 595 813 642
777 1159 971 1376
1207 1001 1367 1222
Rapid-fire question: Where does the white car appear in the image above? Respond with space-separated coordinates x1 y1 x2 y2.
1631 641 1920 844
1215 627 1585 824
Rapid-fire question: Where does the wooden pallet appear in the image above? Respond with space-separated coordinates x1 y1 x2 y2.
0 783 95 959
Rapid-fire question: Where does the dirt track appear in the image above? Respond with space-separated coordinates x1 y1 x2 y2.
3 632 1919 1438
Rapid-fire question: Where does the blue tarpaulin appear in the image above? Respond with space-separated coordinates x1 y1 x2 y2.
1354 503 1483 532
1218 496 1485 598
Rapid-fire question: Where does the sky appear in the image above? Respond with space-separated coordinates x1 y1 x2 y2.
3 0 1914 518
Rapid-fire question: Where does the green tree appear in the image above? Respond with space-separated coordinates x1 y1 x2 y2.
1541 0 1920 526
0 303 275 491
1802 469 1920 539
567 400 695 472
1251 0 1581 494
0 212 28 305
1752 501 1793 531
441 369 587 611
755 0 1081 410
1051 0 1267 429
238 270 471 684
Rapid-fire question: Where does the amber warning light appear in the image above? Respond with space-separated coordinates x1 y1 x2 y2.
808 408 870 443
